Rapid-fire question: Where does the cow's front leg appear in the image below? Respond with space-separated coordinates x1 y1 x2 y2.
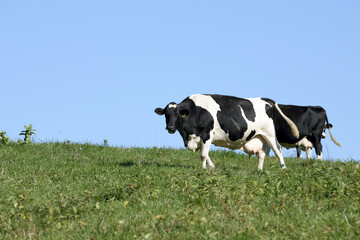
200 140 214 170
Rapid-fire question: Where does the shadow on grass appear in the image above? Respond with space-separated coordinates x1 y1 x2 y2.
118 161 136 167
118 160 192 169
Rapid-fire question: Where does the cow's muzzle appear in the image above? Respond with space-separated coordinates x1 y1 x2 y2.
166 126 176 134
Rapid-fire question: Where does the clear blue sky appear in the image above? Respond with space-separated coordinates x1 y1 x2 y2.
1 1 359 160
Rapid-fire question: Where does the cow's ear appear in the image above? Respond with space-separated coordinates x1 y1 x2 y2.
179 109 189 118
154 108 164 115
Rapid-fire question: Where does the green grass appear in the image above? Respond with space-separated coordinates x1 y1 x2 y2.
0 143 359 239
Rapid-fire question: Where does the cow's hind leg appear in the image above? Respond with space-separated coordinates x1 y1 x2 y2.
200 140 215 170
306 148 312 159
262 134 286 169
296 147 302 159
257 148 266 170
313 136 323 160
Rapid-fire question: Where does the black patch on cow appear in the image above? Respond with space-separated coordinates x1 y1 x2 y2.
261 98 275 119
261 98 275 105
210 95 256 141
176 98 214 145
240 101 256 122
264 104 273 119
246 130 256 141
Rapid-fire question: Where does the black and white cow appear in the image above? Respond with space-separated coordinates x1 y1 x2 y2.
282 123 330 159
155 94 299 170
274 104 341 159
246 104 341 160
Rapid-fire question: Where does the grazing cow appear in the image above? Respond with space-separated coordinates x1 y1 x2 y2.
245 105 341 160
155 94 299 170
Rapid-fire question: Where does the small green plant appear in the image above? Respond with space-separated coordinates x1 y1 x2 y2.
100 139 109 149
18 124 36 144
0 131 9 144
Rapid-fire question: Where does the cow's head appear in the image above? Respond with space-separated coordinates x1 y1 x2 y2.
154 102 180 134
155 98 213 152
155 101 199 151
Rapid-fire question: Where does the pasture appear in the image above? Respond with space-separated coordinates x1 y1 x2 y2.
0 143 359 239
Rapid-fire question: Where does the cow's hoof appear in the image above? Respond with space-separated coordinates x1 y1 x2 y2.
207 165 215 172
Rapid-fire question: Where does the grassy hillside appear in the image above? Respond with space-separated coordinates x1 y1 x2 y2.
0 143 359 239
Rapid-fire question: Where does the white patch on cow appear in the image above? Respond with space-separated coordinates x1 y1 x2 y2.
282 137 313 150
168 103 177 109
298 137 313 149
187 134 201 152
281 137 314 159
244 98 275 137
189 94 220 112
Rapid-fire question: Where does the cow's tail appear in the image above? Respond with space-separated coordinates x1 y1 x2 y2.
325 117 341 147
274 103 300 139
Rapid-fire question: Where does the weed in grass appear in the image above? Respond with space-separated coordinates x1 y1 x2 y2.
18 124 36 144
0 131 9 145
